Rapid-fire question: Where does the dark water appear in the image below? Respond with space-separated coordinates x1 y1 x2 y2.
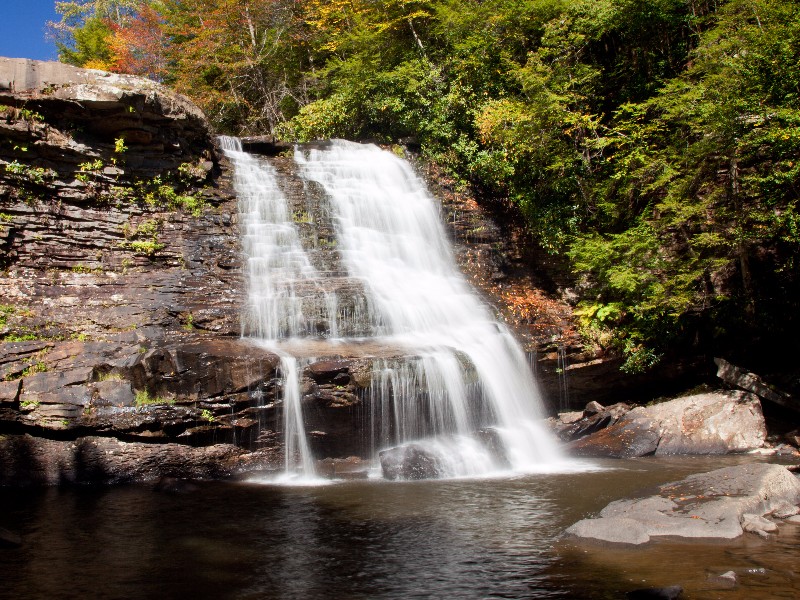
1 456 799 600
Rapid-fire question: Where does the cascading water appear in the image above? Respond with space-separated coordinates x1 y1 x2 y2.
219 136 318 479
222 136 563 480
296 141 562 475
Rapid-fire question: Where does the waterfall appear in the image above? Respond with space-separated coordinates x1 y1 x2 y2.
296 141 561 474
219 136 318 479
222 136 563 480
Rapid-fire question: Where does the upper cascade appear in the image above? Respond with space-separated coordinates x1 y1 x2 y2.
222 137 564 479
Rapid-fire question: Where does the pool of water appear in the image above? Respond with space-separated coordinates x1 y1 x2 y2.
1 455 798 599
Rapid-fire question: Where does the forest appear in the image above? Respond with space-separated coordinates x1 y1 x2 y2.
52 0 800 374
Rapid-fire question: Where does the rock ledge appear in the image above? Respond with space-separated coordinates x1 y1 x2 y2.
564 463 800 545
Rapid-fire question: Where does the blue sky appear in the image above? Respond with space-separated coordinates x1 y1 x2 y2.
1 0 60 61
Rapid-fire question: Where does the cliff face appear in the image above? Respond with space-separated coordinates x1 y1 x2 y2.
0 59 290 483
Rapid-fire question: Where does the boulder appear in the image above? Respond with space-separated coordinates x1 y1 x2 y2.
715 357 800 414
564 463 800 545
379 443 444 480
741 513 778 537
568 390 766 457
707 571 737 589
548 402 631 442
567 418 662 458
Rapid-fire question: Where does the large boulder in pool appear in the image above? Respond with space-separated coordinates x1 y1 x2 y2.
564 463 800 545
379 443 443 480
567 390 766 458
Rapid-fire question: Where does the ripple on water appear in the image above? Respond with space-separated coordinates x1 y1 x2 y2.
0 455 797 600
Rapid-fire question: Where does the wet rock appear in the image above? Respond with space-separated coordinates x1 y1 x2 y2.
569 419 661 458
474 427 510 467
564 463 800 545
306 360 352 383
567 390 766 457
0 434 279 486
547 402 632 442
707 571 737 589
379 444 443 480
741 513 777 536
316 456 370 480
131 339 280 399
626 586 683 600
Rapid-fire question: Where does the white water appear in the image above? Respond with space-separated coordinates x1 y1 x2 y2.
219 136 319 478
222 136 563 479
296 140 563 474
219 136 336 341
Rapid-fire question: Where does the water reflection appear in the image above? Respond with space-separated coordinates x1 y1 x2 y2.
1 456 798 599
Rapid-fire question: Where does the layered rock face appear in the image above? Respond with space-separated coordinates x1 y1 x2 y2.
1 60 521 483
0 59 292 483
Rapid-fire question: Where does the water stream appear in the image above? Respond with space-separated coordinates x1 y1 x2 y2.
296 141 561 473
222 138 563 479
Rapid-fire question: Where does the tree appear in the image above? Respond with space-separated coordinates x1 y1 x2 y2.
50 0 145 67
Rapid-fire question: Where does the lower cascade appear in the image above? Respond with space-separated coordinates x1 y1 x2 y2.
220 137 563 480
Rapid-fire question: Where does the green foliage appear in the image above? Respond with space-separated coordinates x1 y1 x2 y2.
5 161 50 185
96 371 124 381
0 305 13 327
71 263 102 274
200 408 214 422
57 16 113 67
20 362 48 377
134 390 174 407
127 239 164 256
3 333 38 342
134 218 159 238
50 0 800 370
